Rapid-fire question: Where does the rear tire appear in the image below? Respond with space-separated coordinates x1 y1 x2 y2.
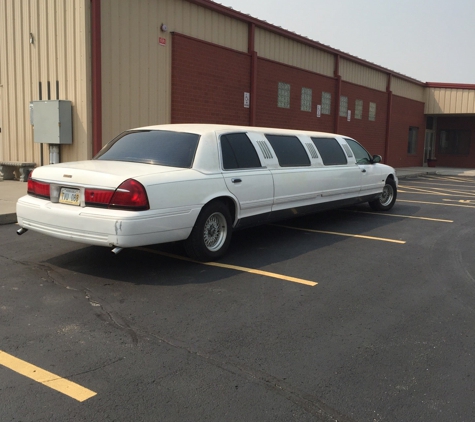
369 178 397 211
184 201 232 261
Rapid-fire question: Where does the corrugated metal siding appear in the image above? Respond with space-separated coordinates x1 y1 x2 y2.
100 0 248 144
340 58 387 92
254 28 334 77
425 87 475 114
391 77 424 102
0 0 91 164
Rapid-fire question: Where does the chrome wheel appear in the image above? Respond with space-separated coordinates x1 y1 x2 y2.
369 178 397 211
203 212 228 251
380 183 394 207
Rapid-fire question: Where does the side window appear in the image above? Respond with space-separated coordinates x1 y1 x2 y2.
311 137 348 165
220 133 262 170
265 135 311 167
345 138 372 164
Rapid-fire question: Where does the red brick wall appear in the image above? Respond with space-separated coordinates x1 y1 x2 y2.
338 81 388 158
171 33 251 125
435 116 475 167
388 95 426 167
171 34 439 168
255 58 335 132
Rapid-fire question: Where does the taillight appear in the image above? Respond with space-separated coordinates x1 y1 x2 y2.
27 176 50 199
109 179 149 211
84 188 114 207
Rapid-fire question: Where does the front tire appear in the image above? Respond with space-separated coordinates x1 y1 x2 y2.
369 178 397 211
184 201 232 261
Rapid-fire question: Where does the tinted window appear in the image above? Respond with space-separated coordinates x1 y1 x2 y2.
220 133 262 170
345 138 373 164
95 130 200 168
265 135 310 167
311 137 348 165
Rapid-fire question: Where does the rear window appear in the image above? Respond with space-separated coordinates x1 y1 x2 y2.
265 135 310 167
94 130 200 168
311 137 348 165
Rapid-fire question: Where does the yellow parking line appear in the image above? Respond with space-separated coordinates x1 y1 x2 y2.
273 224 405 244
399 199 475 208
0 350 97 402
137 247 317 286
398 185 449 195
345 210 453 223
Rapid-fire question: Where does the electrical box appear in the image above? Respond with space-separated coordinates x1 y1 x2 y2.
31 100 72 144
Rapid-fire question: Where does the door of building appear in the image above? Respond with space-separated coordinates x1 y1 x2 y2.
424 130 436 166
0 87 3 161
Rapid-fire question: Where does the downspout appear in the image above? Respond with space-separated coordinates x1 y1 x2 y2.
248 23 257 126
334 54 341 134
91 0 102 156
384 74 392 164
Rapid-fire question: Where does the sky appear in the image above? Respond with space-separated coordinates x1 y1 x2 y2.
219 0 475 84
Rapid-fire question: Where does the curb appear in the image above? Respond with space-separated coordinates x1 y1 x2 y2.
0 213 17 225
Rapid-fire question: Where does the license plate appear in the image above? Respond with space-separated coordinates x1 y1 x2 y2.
59 188 80 206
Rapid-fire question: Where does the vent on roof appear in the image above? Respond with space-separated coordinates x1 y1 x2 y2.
305 143 319 159
257 140 273 159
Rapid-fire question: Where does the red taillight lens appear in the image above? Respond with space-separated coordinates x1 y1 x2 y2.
109 179 149 211
84 188 114 207
27 177 50 199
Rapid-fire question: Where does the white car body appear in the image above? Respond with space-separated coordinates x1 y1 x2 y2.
17 124 398 260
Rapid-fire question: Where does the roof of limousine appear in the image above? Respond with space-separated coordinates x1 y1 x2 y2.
133 123 343 138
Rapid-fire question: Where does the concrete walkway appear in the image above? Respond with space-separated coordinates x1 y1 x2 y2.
2 166 475 225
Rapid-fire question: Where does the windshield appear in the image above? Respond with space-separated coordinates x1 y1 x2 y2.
94 130 200 168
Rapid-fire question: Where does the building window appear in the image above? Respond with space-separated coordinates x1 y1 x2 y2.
439 130 471 155
369 102 376 121
339 96 348 117
301 87 312 112
278 82 290 108
355 100 363 119
321 92 331 115
407 127 418 155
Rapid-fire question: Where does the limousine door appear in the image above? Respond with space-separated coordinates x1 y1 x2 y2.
311 137 362 198
220 133 274 225
344 138 383 194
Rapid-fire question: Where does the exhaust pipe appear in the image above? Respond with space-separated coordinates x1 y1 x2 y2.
111 247 123 255
17 228 28 235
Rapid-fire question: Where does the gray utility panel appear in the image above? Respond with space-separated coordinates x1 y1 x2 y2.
31 100 72 144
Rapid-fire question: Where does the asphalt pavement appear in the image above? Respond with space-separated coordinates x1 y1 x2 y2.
2 166 475 225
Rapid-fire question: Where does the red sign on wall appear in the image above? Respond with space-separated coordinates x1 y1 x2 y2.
159 37 166 46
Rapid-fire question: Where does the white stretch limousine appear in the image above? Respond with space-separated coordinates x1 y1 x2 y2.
17 124 398 261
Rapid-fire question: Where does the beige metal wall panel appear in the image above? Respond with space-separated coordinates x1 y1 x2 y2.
254 28 335 77
391 77 424 102
100 0 248 144
425 87 475 114
0 0 91 164
340 58 387 92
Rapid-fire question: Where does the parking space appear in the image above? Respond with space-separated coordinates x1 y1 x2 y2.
2 175 475 421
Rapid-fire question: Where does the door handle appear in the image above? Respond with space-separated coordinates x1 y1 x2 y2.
231 178 242 183
361 169 367 173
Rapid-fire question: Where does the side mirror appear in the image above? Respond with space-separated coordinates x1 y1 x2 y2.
372 155 382 164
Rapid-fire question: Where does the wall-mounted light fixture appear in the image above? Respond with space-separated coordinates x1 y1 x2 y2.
29 33 34 44
161 23 168 32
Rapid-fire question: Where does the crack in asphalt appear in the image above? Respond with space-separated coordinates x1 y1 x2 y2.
145 332 356 422
5 256 353 420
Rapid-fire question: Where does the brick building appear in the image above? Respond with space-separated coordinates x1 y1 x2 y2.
1 0 474 168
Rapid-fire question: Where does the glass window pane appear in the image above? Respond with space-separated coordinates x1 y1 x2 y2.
265 135 311 167
95 130 200 168
221 133 262 169
311 137 348 165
